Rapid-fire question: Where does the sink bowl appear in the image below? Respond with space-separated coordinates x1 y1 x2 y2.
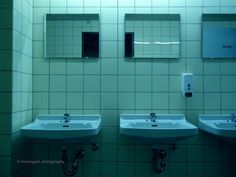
20 114 101 141
120 114 198 143
198 114 236 141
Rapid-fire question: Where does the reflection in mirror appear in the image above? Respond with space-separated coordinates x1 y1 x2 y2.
44 14 99 59
125 32 134 58
202 14 236 59
82 32 99 58
124 14 180 59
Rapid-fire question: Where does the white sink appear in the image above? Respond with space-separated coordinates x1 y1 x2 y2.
198 114 236 140
120 114 198 143
20 114 101 141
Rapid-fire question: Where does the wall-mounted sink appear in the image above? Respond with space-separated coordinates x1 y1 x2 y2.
120 114 198 144
20 114 101 142
198 114 236 141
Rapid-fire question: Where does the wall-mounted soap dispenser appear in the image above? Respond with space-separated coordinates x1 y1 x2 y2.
181 73 193 97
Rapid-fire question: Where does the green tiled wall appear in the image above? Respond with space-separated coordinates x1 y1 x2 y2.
0 1 13 177
31 0 236 177
0 0 33 177
11 0 33 176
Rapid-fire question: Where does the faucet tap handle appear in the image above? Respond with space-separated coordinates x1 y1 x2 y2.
150 112 156 117
64 113 70 117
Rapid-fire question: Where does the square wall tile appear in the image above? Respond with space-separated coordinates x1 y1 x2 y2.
222 93 236 109
101 41 118 58
84 92 100 109
187 93 203 110
67 93 83 109
118 145 134 161
49 60 66 74
0 93 12 113
118 0 134 6
101 145 117 161
83 162 100 177
135 0 151 7
221 76 236 92
170 93 186 110
135 60 152 75
101 76 117 92
50 0 66 7
204 93 221 110
101 162 117 177
101 127 117 144
101 59 117 75
67 0 83 7
84 76 100 92
101 110 117 126
0 71 11 92
67 75 83 92
84 0 100 7
0 29 12 50
170 162 186 177
135 76 151 92
34 0 50 7
50 75 66 92
0 135 11 155
49 92 66 109
0 157 11 177
135 93 151 110
0 9 12 28
118 59 135 75
101 93 118 109
84 60 100 75
33 92 49 109
101 8 117 24
118 162 134 177
134 145 152 161
33 75 49 92
152 59 169 75
169 0 185 6
152 76 169 92
118 76 134 92
187 162 204 177
101 24 118 40
152 93 169 110
0 114 11 134
204 76 220 92
118 93 134 109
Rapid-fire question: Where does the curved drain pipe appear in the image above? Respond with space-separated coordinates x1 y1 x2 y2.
61 148 84 177
152 148 167 174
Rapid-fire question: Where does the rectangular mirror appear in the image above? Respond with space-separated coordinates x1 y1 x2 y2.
44 14 99 59
124 14 180 59
202 14 236 59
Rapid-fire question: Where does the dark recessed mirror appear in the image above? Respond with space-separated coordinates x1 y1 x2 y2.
82 32 99 58
125 32 134 58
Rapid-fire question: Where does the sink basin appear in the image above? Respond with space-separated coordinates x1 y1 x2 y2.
198 114 236 141
20 114 101 141
120 114 198 143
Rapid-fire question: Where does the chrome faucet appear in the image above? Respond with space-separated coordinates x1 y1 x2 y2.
150 112 157 122
231 113 236 122
64 113 70 123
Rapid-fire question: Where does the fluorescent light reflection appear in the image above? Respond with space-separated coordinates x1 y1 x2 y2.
134 41 180 45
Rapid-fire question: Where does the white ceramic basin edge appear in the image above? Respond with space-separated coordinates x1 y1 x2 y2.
120 114 198 143
20 114 101 141
198 114 236 139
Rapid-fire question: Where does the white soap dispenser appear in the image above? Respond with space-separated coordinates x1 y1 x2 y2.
181 73 193 97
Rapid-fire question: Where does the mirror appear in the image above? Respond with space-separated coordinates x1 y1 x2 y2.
124 14 180 59
202 14 236 59
44 14 99 59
